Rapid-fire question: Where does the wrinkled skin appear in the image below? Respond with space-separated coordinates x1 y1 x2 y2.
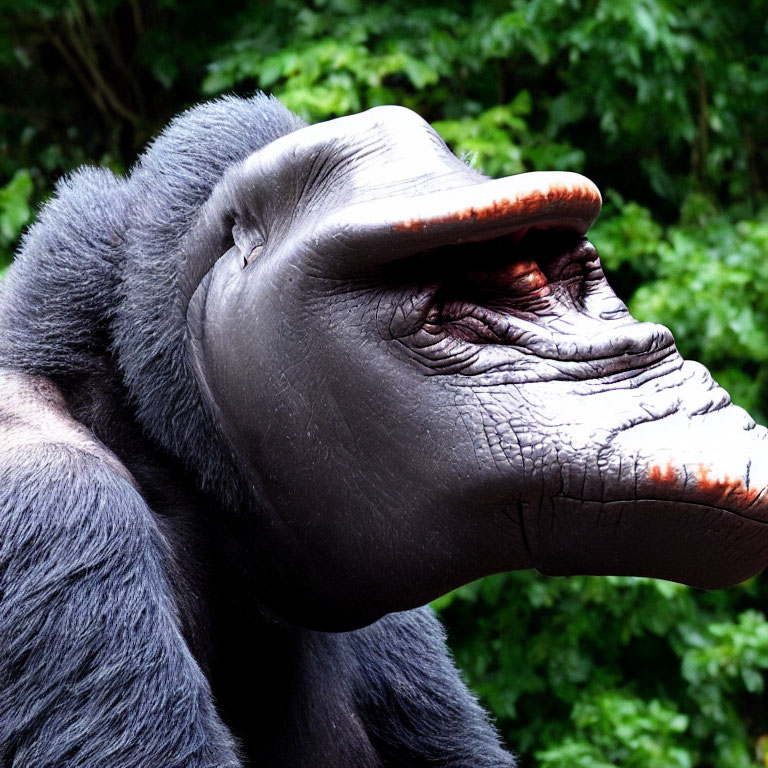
185 106 768 630
3 97 768 767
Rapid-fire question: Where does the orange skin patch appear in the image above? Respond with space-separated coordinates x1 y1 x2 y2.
463 259 550 298
648 461 677 485
648 461 762 509
392 183 601 233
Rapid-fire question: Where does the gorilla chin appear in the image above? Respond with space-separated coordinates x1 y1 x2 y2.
0 94 766 767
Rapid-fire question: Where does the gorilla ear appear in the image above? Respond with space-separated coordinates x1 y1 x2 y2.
232 221 264 268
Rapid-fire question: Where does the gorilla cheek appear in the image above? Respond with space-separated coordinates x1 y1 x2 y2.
187 268 538 624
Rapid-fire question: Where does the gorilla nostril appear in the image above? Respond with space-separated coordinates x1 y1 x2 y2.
599 306 630 321
605 323 675 358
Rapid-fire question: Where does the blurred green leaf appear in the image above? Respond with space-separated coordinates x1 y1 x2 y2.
0 169 34 267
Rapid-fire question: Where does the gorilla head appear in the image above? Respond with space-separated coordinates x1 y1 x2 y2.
2 94 767 768
107 99 768 629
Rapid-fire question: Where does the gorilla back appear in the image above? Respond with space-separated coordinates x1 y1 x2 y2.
0 94 767 767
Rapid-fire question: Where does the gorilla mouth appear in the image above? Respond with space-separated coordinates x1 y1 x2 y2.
423 229 595 342
376 172 603 325
378 172 601 320
387 170 601 239
537 495 768 590
370 173 676 378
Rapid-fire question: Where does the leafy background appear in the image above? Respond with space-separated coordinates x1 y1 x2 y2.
2 0 768 764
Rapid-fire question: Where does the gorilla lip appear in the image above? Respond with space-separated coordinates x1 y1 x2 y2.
401 229 602 349
390 171 601 237
319 171 602 274
380 172 603 318
380 190 677 377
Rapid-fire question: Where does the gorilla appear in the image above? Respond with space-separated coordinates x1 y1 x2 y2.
0 93 766 767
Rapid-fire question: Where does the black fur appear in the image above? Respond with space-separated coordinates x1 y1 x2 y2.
0 94 514 767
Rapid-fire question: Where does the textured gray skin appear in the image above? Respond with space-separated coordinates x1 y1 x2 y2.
0 93 766 766
185 103 768 629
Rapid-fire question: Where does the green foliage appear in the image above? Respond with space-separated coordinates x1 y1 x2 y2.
0 170 34 268
435 572 768 766
4 1 768 764
201 0 768 215
433 92 586 178
537 692 692 768
202 0 467 121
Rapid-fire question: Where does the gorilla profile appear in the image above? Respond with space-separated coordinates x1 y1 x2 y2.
0 94 766 767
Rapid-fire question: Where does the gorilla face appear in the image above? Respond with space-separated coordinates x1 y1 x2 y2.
185 107 768 629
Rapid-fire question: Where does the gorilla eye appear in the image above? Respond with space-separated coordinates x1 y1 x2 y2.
242 243 264 268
